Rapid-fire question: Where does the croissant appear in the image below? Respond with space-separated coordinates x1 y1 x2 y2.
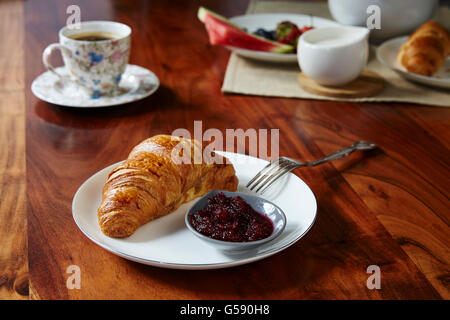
397 21 450 76
98 135 238 238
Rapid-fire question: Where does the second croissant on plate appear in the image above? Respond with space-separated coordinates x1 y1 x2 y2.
397 21 450 77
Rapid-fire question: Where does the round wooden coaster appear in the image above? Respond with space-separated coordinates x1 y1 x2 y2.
298 70 385 98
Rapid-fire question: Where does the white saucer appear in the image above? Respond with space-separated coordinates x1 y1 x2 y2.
228 13 340 63
377 36 450 90
31 64 160 107
72 151 317 270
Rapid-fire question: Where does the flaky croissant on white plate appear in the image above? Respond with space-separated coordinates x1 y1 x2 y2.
98 135 238 238
397 21 450 77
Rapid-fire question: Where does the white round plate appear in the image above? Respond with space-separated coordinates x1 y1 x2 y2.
228 13 340 63
377 36 450 89
72 151 317 270
31 64 160 107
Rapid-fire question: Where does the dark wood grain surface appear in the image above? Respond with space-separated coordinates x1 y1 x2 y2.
0 0 28 300
19 0 450 299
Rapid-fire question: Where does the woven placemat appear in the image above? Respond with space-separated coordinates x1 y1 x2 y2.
222 0 450 107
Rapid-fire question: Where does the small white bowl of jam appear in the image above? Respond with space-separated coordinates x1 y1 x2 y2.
185 190 286 251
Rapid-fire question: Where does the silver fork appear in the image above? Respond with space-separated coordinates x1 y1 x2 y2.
246 141 377 194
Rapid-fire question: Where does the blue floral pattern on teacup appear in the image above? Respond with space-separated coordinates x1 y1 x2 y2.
88 52 104 65
60 34 130 97
91 90 102 99
114 73 122 84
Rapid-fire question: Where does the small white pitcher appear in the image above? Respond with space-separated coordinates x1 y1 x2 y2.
298 26 370 87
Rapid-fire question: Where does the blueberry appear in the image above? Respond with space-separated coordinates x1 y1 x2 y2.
253 28 276 40
269 30 276 40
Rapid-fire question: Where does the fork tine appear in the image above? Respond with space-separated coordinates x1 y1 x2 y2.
245 161 274 188
246 158 289 189
246 162 274 188
257 163 300 194
247 158 291 191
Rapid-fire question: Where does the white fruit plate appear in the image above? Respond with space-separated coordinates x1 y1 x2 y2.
228 13 340 63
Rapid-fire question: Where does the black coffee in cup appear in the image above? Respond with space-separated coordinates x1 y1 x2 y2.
68 31 120 41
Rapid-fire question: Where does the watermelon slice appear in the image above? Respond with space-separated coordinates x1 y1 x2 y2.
198 7 294 53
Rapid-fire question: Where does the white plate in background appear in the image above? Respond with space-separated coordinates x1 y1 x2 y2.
377 36 450 89
228 13 340 63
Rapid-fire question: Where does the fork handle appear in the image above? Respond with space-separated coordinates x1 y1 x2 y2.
305 141 376 167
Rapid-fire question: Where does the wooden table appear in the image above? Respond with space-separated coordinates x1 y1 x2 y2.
1 0 448 299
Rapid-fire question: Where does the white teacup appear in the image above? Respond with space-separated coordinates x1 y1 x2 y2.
298 26 370 87
43 21 131 98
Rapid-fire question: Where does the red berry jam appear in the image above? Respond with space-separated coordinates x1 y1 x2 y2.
188 192 274 242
